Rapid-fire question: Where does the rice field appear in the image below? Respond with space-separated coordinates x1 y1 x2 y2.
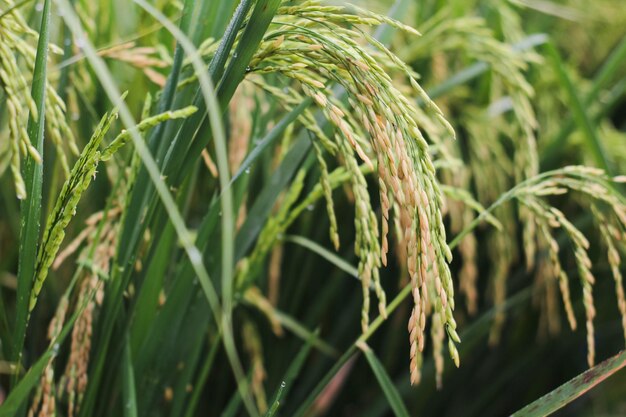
0 0 625 416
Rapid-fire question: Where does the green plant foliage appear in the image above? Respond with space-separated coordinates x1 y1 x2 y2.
0 0 625 416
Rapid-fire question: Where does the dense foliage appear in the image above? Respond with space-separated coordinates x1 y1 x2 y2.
0 0 625 416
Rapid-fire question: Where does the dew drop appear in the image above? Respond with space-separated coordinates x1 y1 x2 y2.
35 2 43 11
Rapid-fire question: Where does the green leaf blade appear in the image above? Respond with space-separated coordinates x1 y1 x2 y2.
13 0 53 381
360 343 411 417
512 350 626 417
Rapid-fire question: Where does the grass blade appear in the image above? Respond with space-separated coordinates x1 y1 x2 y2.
13 0 52 380
129 3 259 415
149 0 195 161
512 350 626 416
216 0 281 109
53 0 236 415
278 331 317 403
271 310 338 358
541 33 626 165
231 99 312 185
359 343 410 417
209 0 254 83
121 338 138 417
182 332 222 417
235 136 311 260
0 348 54 417
545 41 611 173
282 235 359 279
264 382 285 417
583 34 626 104
293 284 414 417
172 0 282 181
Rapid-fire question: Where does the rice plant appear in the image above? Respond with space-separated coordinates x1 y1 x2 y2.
0 0 625 416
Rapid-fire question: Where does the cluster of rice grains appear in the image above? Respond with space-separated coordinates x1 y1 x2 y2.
0 0 77 199
26 96 196 416
26 105 124 417
511 168 626 367
247 1 460 384
29 205 119 417
414 5 542 346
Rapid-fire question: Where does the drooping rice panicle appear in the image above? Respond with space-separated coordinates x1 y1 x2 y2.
0 0 76 197
473 167 626 366
239 1 461 377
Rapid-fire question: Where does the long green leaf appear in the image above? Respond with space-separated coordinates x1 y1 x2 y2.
282 235 359 279
209 0 254 84
278 331 317 404
172 0 282 182
129 2 257 416
0 349 53 417
216 0 281 109
0 351 51 417
264 382 285 417
545 41 611 173
182 332 222 417
235 136 312 260
512 350 626 416
13 0 52 381
271 309 338 358
79 0 199 411
149 0 195 162
541 33 626 165
360 343 410 417
53 1 233 415
231 99 312 185
121 338 138 417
